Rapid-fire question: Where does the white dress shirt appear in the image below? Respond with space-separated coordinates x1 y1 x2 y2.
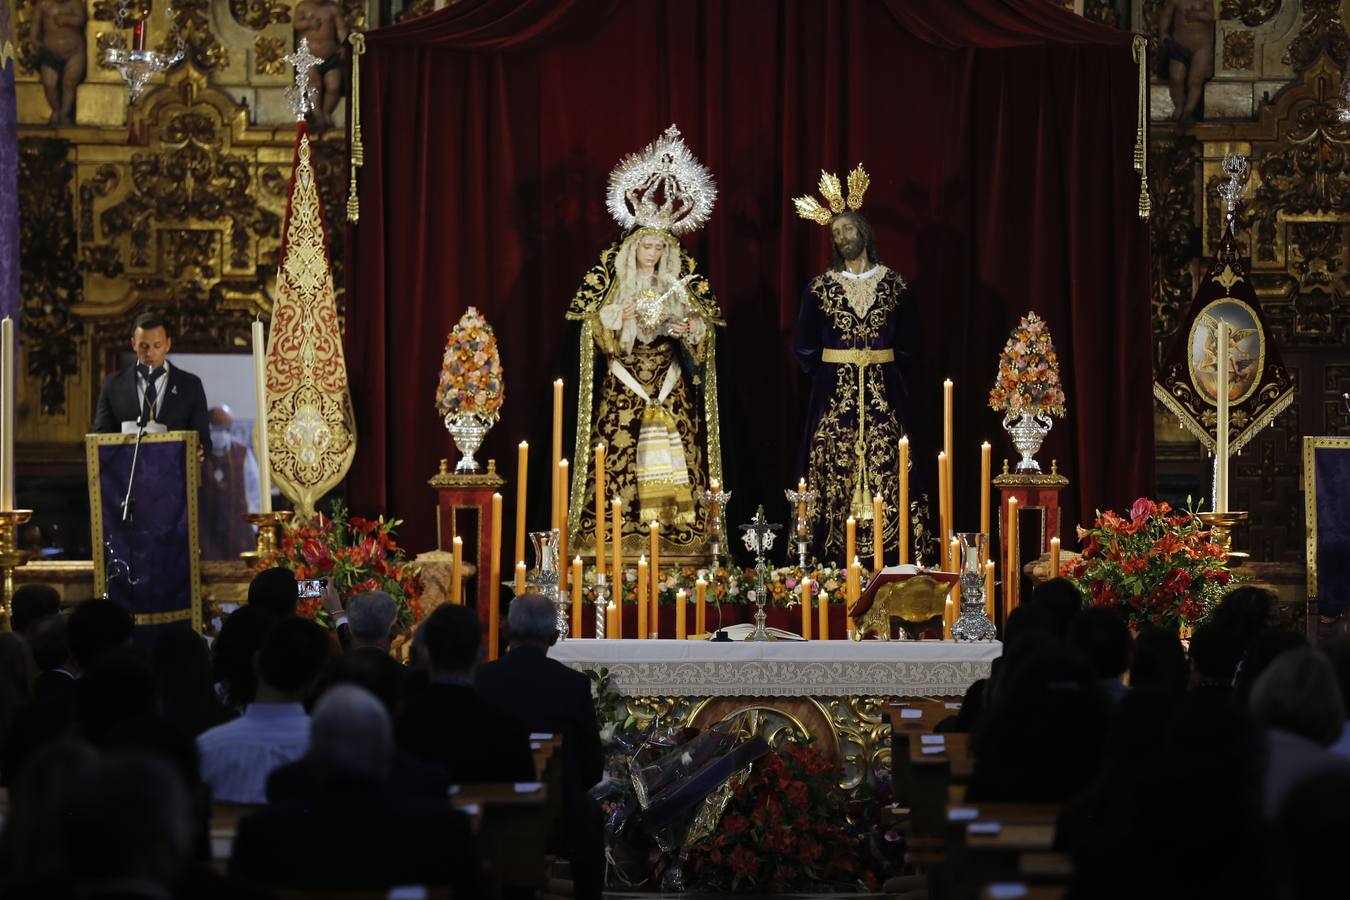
197 701 310 804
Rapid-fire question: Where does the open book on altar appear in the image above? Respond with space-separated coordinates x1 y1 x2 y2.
712 624 807 642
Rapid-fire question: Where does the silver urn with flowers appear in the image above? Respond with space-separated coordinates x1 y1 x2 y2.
989 311 1066 474
435 307 505 473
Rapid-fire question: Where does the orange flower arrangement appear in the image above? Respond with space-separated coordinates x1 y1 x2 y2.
988 311 1067 417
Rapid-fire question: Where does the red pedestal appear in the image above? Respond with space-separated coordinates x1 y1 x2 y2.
430 459 504 648
993 459 1069 625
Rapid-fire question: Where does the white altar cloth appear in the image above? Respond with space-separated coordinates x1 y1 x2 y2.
548 639 1002 698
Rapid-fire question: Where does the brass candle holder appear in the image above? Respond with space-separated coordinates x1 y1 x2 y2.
241 511 295 563
0 510 33 631
1198 511 1249 566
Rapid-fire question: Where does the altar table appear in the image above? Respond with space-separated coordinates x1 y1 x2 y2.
549 638 1002 698
549 639 1002 789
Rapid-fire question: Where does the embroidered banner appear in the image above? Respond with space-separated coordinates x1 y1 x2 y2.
1153 211 1293 456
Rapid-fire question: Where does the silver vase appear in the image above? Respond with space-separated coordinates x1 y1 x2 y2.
951 532 997 641
444 411 496 473
528 529 568 639
1004 410 1054 474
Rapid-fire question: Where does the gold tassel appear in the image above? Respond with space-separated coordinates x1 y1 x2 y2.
347 31 366 224
1132 35 1151 220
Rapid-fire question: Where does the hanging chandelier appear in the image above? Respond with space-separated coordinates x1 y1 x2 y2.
103 0 184 104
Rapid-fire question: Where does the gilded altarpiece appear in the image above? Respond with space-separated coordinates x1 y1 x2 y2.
1148 1 1350 616
12 0 363 561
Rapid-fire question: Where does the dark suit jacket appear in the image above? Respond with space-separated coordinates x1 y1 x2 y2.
476 644 604 793
93 363 211 454
229 780 482 895
266 751 450 806
395 682 535 784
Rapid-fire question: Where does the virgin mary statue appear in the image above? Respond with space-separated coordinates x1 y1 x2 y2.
566 125 724 559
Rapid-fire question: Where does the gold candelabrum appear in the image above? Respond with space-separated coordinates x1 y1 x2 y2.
241 511 295 563
1197 511 1249 566
0 510 33 631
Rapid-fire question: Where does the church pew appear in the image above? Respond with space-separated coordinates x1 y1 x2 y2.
451 781 550 895
274 891 452 900
977 886 1065 900
888 699 962 824
941 803 1063 900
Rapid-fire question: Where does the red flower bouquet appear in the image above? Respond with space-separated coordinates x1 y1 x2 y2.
1064 498 1233 629
261 502 424 629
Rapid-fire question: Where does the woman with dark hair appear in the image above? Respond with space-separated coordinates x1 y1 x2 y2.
212 605 278 712
154 624 232 736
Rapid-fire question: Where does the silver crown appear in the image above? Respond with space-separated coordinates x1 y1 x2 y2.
606 125 716 236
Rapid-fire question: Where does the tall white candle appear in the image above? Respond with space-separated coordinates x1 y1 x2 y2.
1215 321 1230 514
251 320 273 514
1 318 14 511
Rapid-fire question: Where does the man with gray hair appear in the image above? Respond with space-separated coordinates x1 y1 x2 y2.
477 594 605 900
232 684 482 893
321 591 409 716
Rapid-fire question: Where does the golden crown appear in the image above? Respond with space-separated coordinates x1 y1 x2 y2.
792 165 870 226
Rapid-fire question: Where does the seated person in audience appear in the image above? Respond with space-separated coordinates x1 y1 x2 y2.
1127 622 1188 695
211 605 278 712
10 584 60 639
395 604 534 783
153 623 233 737
246 566 300 618
1233 627 1307 703
27 614 75 701
324 590 408 714
1321 640 1350 759
1248 647 1350 818
0 740 98 897
74 649 158 745
63 751 197 900
477 593 605 900
2 598 134 785
0 634 36 752
1275 767 1350 900
1029 577 1083 639
1191 586 1279 690
197 616 331 804
1069 607 1132 703
232 685 482 895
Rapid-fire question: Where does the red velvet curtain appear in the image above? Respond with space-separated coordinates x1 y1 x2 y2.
346 0 1153 555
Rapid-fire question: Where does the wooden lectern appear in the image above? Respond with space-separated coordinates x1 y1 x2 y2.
1304 437 1350 621
849 567 958 640
86 431 203 644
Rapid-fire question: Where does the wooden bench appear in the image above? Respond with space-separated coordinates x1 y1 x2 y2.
451 781 550 895
942 802 1063 900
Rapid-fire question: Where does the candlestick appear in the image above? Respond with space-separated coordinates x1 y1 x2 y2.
1006 497 1019 619
250 319 273 514
515 441 528 571
551 379 563 528
594 444 606 573
943 378 954 486
1050 536 1061 578
649 521 660 638
242 511 294 562
557 459 569 594
571 556 583 638
515 560 526 596
818 589 829 640
489 493 502 660
0 510 31 630
696 576 707 636
949 537 960 637
985 559 996 623
611 496 623 638
637 555 648 640
980 442 991 538
451 535 463 605
801 577 813 640
872 494 884 574
845 515 856 572
606 599 617 639
0 318 13 511
1216 321 1230 514
898 436 910 565
937 451 948 568
676 588 687 640
796 478 807 524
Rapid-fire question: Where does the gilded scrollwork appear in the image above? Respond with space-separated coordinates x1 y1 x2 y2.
163 0 228 72
1219 0 1283 27
1224 30 1256 69
230 0 292 30
1284 0 1349 73
18 138 82 415
254 35 287 75
1149 137 1200 365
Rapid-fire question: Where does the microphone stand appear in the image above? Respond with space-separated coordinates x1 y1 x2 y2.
121 409 149 523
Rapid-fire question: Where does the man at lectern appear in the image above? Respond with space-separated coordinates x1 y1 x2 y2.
93 313 210 459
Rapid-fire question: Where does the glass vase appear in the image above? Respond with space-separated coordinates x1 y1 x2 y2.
528 528 567 639
951 532 997 641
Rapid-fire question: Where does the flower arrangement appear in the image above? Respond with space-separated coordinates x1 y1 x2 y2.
988 311 1067 417
261 502 424 629
685 739 878 893
1063 497 1233 629
435 306 504 419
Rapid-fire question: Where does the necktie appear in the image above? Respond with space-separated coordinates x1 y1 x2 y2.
138 364 165 421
